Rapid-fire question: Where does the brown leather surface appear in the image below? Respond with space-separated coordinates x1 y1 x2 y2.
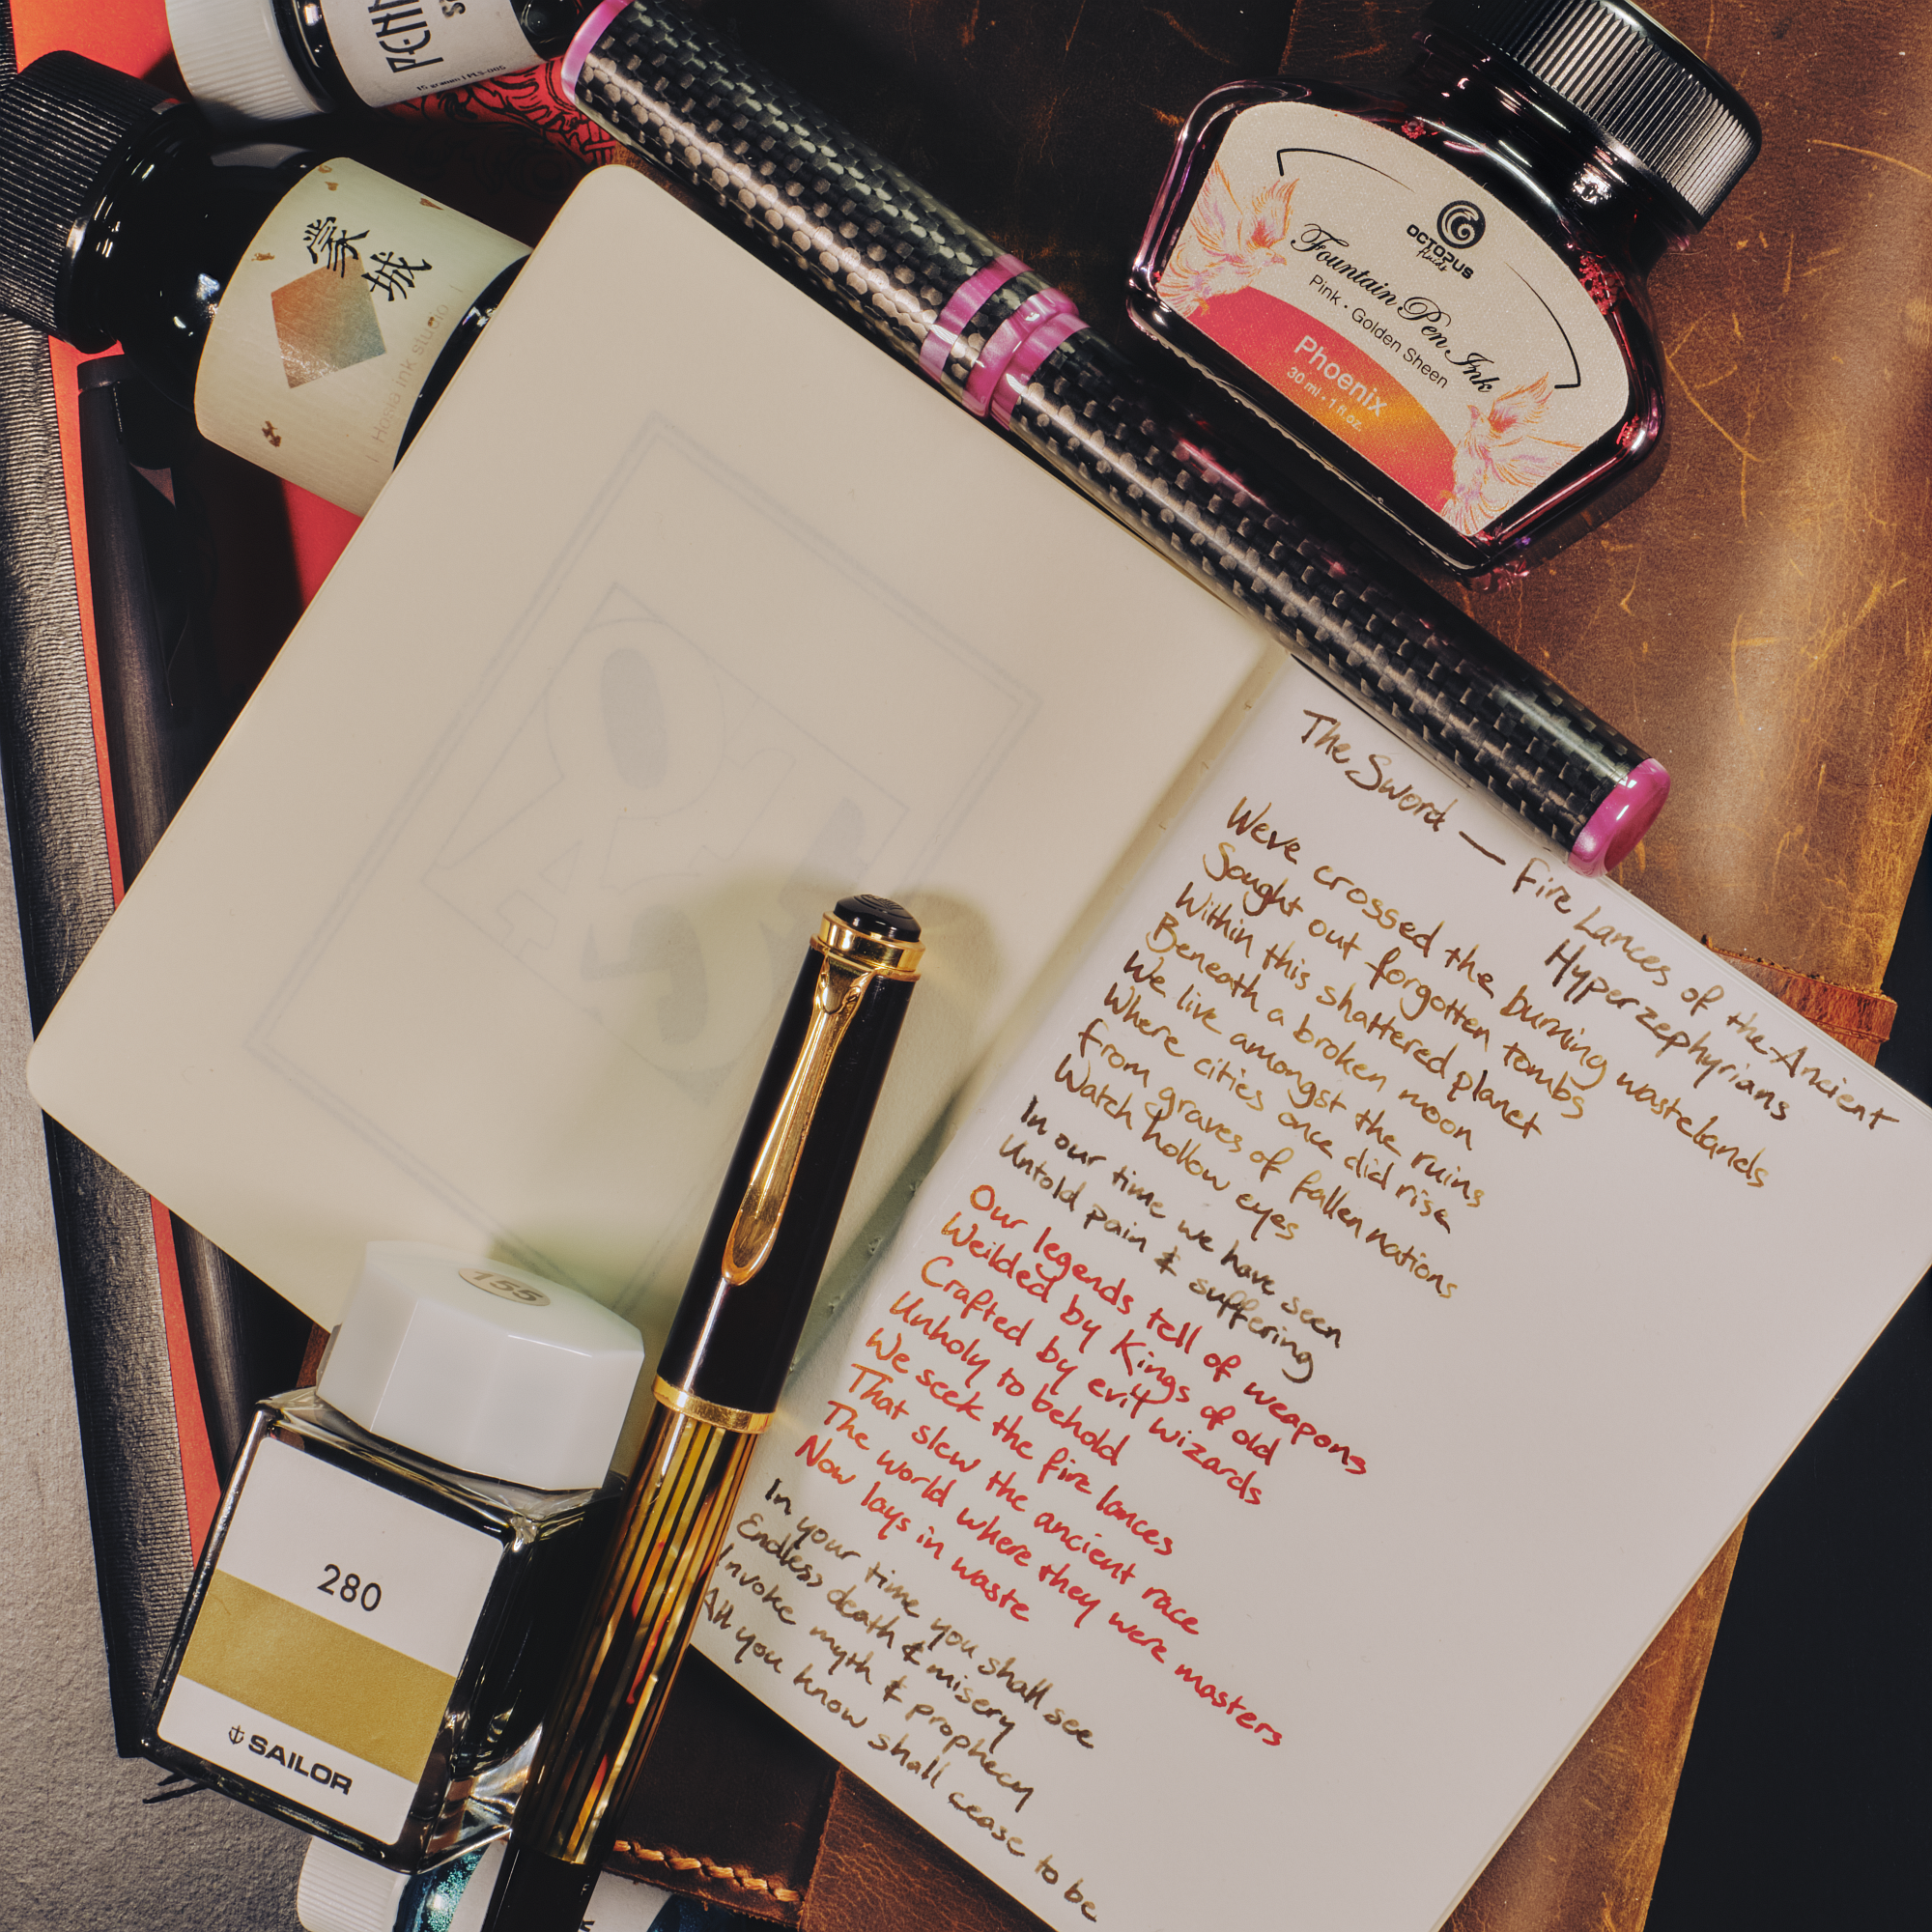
295 1321 331 1388
611 1652 839 1923
803 1771 1053 1932
1709 949 1898 1065
687 0 1293 335
611 1650 840 1922
1279 0 1932 995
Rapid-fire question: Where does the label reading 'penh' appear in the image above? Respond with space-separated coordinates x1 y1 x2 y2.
195 160 527 514
320 0 543 107
1156 101 1629 536
156 1435 503 1843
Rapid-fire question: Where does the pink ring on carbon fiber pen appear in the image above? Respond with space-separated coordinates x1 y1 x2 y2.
964 287 1079 416
919 254 1028 382
991 308 1090 428
562 0 634 95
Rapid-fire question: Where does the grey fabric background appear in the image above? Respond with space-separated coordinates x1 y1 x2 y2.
0 775 304 1928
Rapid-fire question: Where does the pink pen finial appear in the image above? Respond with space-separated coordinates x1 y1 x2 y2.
1568 758 1670 876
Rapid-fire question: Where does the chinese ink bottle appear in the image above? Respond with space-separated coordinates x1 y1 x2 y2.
0 51 528 513
163 0 594 123
143 1242 646 1868
1128 0 1760 577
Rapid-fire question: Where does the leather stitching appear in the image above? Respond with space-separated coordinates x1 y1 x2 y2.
609 1840 804 1904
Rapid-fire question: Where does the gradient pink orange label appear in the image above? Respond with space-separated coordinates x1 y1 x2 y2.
1189 288 1457 514
1152 145 1616 539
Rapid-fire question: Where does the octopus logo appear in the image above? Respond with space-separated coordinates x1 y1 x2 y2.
1436 201 1487 249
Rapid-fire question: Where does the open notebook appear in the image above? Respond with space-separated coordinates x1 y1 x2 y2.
26 166 1272 1343
691 661 1932 1930
28 168 1932 1932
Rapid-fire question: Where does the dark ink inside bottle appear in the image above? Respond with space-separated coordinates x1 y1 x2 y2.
1128 0 1760 577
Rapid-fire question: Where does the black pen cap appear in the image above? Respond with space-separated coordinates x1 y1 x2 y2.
657 895 923 1417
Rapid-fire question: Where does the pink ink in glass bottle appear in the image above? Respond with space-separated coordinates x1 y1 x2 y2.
1128 0 1760 579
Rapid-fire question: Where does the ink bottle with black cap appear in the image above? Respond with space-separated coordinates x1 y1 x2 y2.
142 1242 647 1868
163 0 594 124
0 50 528 514
1128 0 1761 578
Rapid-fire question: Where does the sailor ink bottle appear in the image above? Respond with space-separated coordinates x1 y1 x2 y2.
143 1243 645 1867
163 0 594 123
1129 0 1760 577
0 52 528 513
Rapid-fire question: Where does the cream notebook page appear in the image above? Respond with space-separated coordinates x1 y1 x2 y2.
25 166 1272 1336
698 664 1932 1932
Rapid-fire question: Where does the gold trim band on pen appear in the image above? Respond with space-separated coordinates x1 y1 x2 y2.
814 913 923 979
653 1378 773 1433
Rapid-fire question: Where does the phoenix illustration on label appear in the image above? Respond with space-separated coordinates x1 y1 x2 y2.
1129 0 1760 576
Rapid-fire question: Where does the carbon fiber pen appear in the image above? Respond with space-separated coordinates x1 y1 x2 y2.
554 0 1665 876
478 895 923 1932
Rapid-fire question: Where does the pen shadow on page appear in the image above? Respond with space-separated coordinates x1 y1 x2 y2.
492 878 998 1354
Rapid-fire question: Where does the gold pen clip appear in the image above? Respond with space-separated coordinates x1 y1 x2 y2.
722 912 923 1285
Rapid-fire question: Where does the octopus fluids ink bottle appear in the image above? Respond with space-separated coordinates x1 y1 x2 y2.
0 51 528 513
1128 0 1760 577
163 0 594 124
143 1242 646 1868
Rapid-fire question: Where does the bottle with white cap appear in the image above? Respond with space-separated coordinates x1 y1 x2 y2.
165 0 594 124
140 1241 647 1870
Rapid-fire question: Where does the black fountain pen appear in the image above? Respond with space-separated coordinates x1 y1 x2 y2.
479 895 923 1931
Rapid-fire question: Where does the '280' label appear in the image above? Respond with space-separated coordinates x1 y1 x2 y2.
156 1435 501 1843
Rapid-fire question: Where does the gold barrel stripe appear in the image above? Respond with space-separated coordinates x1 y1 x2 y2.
525 1409 759 1862
568 1423 753 1857
546 1417 730 1850
178 1572 455 1784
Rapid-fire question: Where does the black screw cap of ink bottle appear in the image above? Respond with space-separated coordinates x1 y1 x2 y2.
164 0 596 124
0 49 528 513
